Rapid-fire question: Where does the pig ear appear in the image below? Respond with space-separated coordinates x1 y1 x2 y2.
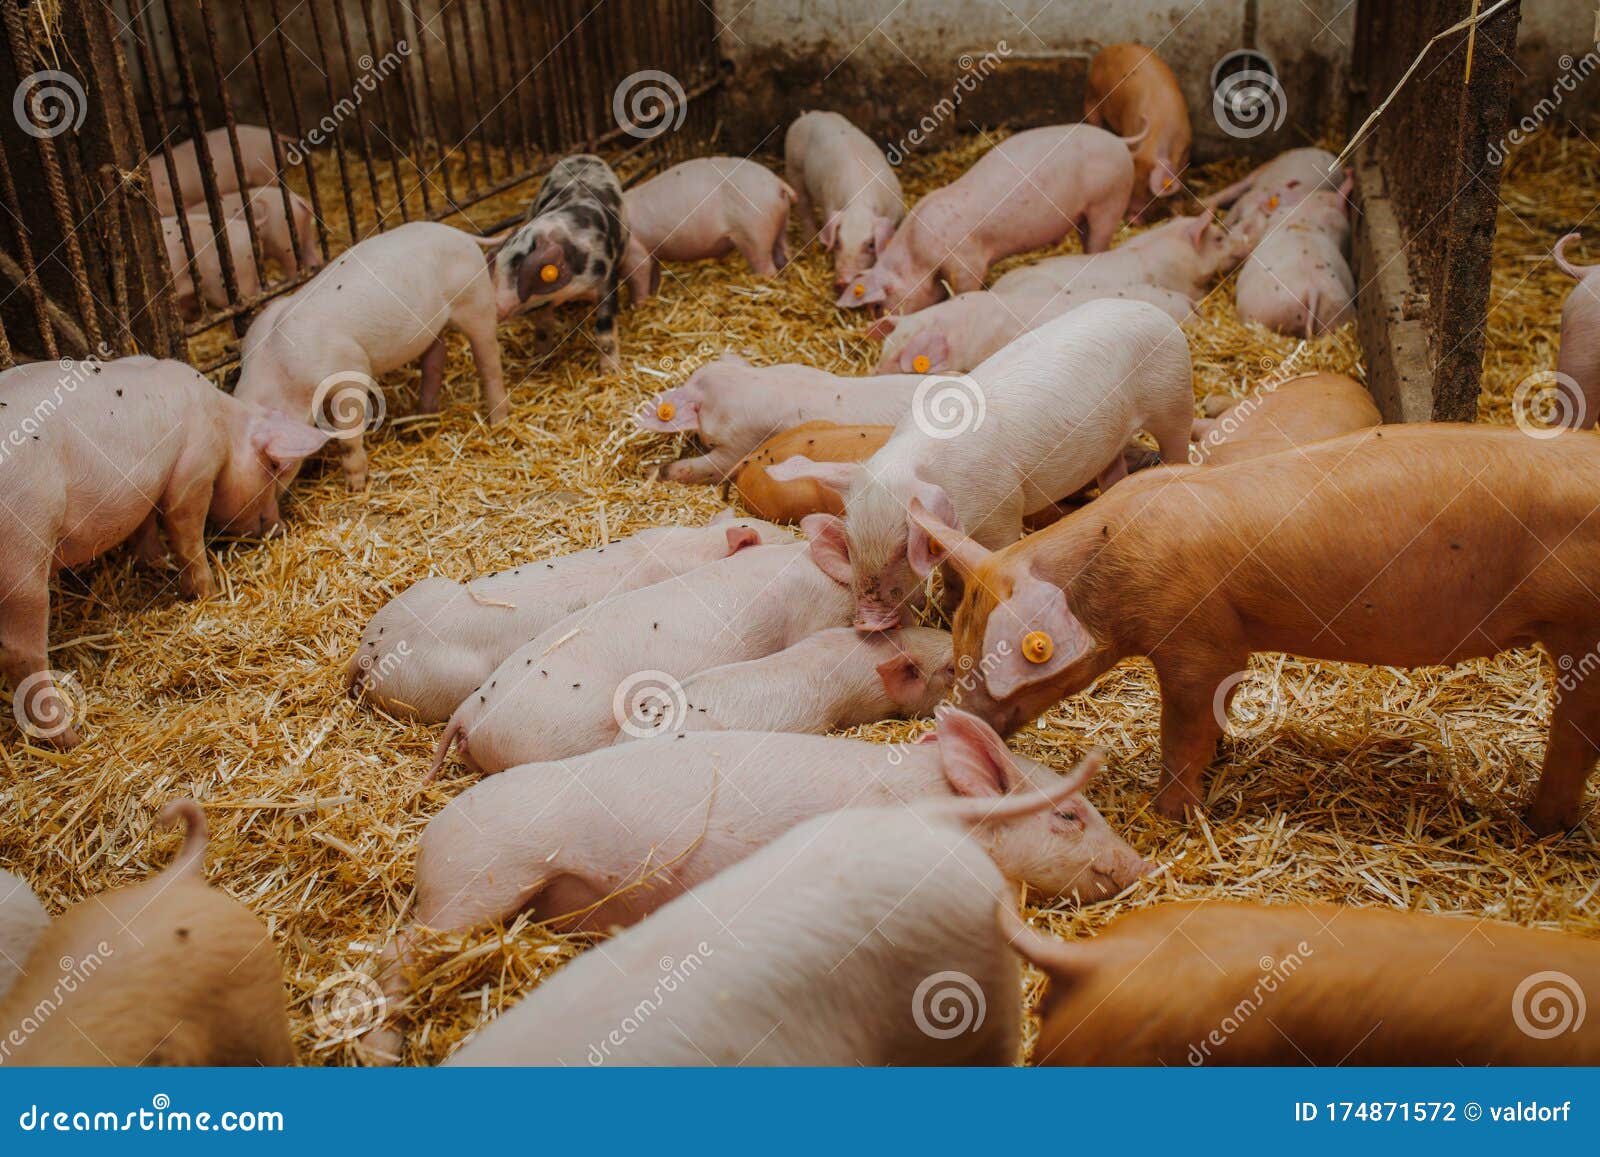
636 390 700 431
250 411 332 474
906 484 960 578
724 526 762 555
1185 213 1214 249
906 497 990 583
799 513 853 584
1149 163 1177 198
710 508 736 524
767 455 858 498
876 652 929 710
819 212 841 249
905 330 950 372
872 216 896 255
982 575 1097 702
837 274 886 308
868 315 899 340
934 705 1015 798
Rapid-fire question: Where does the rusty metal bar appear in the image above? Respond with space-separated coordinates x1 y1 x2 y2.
382 0 432 218
0 136 57 358
196 0 269 295
333 0 388 226
239 0 312 274
357 0 409 221
306 0 363 243
454 0 495 185
411 0 458 206
267 0 332 261
493 0 535 170
438 0 486 193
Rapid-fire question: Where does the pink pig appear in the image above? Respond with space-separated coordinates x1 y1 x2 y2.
1204 147 1344 244
149 125 285 215
426 537 855 778
1552 232 1600 429
346 514 795 722
785 110 906 290
836 125 1137 315
773 300 1193 630
618 625 955 738
235 221 506 491
0 356 330 748
1234 189 1354 337
874 281 1195 375
434 746 1140 1066
621 158 796 302
163 214 263 318
207 186 321 274
635 353 923 482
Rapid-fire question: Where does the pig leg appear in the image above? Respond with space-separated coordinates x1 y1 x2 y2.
1528 640 1600 834
416 338 447 415
158 478 217 599
1082 198 1123 255
733 219 783 278
659 446 742 484
594 268 622 373
456 313 508 426
1150 650 1248 818
131 511 166 568
0 571 80 750
623 241 659 304
1096 453 1129 492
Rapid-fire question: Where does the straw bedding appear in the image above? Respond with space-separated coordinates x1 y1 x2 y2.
1 121 1596 1066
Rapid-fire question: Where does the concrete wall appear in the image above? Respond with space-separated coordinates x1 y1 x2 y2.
714 0 1355 159
1513 0 1600 117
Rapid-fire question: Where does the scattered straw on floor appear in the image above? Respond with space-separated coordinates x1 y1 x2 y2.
3 122 1596 1066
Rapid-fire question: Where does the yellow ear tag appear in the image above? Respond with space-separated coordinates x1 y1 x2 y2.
1022 631 1054 664
1266 195 1280 211
853 283 866 298
912 355 931 373
656 401 676 421
540 263 560 283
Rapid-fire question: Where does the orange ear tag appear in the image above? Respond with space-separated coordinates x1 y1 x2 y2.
540 263 560 283
1266 195 1280 211
912 355 931 373
1022 631 1054 664
656 401 676 421
853 283 866 298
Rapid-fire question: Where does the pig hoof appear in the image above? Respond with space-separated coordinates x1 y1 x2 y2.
353 1025 403 1066
44 725 84 751
345 472 369 493
1524 805 1580 838
1150 792 1196 821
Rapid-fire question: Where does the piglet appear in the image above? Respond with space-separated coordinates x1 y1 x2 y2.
1084 44 1192 220
149 125 284 215
621 158 794 301
915 423 1600 834
367 731 1141 1063
1204 147 1343 243
785 110 905 290
838 125 1136 315
1189 372 1379 465
0 356 330 748
636 353 922 483
1235 189 1353 337
1551 232 1600 429
874 281 1195 375
427 536 854 777
775 299 1192 630
209 186 321 274
0 870 48 1003
0 801 294 1066
236 220 505 491
732 421 891 521
346 515 794 722
163 213 262 318
1010 901 1600 1065
619 625 955 737
487 154 627 371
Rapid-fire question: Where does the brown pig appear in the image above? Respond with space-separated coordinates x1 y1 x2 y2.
732 421 891 522
0 356 331 748
911 423 1600 834
1083 44 1192 221
1008 901 1600 1065
0 801 294 1066
1188 373 1380 465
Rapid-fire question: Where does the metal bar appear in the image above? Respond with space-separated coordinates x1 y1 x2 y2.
411 0 458 206
239 0 312 274
439 0 485 192
357 0 409 221
454 0 494 186
493 0 535 169
333 0 388 226
0 138 58 358
382 0 432 218
267 0 332 260
306 0 363 243
197 0 268 295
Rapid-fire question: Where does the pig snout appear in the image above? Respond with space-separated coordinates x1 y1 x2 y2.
853 599 904 633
